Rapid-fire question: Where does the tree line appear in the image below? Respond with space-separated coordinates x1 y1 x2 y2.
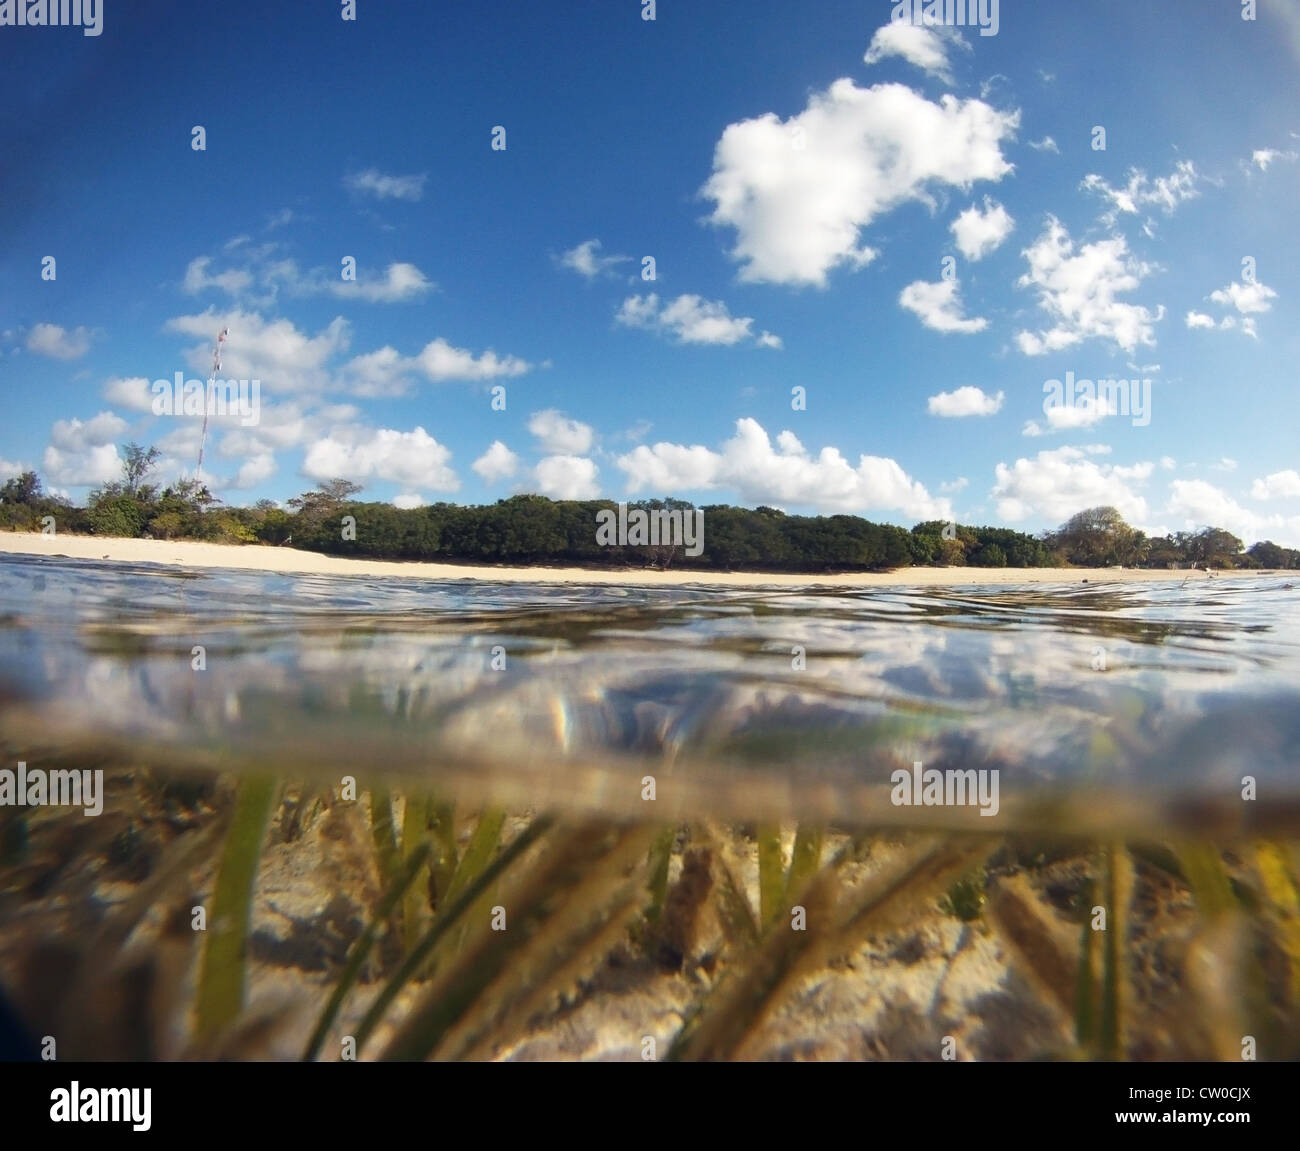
2 446 1298 572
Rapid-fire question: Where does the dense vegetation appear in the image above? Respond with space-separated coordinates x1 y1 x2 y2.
3 445 1298 572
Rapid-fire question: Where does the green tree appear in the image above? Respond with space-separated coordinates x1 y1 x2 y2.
121 443 162 500
0 471 42 505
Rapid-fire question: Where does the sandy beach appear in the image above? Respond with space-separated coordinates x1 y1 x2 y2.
0 530 1259 588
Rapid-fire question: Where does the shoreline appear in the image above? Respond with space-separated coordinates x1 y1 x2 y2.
0 530 1267 588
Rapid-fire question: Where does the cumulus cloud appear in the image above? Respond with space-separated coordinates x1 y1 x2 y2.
1167 479 1300 547
168 308 350 394
533 455 600 500
1251 470 1300 500
1028 136 1059 153
26 323 92 360
472 440 519 483
1015 218 1163 355
927 386 1003 417
616 293 780 348
899 279 988 333
1209 279 1278 315
950 197 1014 260
393 492 426 510
1080 160 1200 227
528 409 594 455
615 417 950 520
557 239 631 279
344 168 427 201
102 376 156 412
862 23 969 82
416 338 532 382
992 445 1151 524
340 346 414 397
1186 278 1277 340
332 262 433 303
702 79 1017 287
232 452 277 489
302 425 458 491
41 411 128 487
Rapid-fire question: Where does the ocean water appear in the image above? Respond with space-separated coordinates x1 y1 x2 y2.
2 554 1297 836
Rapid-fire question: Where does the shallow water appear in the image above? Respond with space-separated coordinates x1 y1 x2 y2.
1 554 1298 836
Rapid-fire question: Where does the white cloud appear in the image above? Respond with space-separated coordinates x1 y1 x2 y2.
340 346 415 397
702 79 1018 287
1028 136 1059 153
1160 456 1176 470
1251 148 1297 171
393 492 426 510
992 445 1151 524
1080 160 1200 226
26 323 92 360
533 455 600 500
232 452 277 489
1209 279 1278 315
102 376 156 412
1186 278 1277 340
1048 397 1114 430
167 308 350 394
899 279 988 333
302 425 458 491
416 337 532 382
184 250 434 305
927 386 1003 417
344 168 427 201
950 197 1014 261
472 440 520 483
616 293 780 347
939 476 969 493
615 417 950 520
557 239 630 279
1015 218 1163 355
1167 479 1300 547
862 23 969 82
182 256 254 297
41 411 129 487
50 411 127 451
1251 470 1300 500
528 409 594 455
332 262 433 302
1210 457 1238 473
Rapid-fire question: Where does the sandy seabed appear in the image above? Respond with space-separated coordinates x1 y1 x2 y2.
0 531 1254 588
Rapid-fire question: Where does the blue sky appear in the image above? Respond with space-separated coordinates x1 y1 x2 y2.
2 0 1299 544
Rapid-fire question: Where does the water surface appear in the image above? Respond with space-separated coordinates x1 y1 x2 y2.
2 554 1297 836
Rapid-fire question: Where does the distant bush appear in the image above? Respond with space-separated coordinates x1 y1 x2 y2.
89 495 145 538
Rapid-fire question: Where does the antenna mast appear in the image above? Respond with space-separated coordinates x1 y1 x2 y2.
196 326 229 475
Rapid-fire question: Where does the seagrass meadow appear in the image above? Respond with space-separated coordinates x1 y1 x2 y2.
1 554 1298 1060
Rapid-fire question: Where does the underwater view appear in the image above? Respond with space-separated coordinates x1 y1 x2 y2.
1 552 1297 1063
